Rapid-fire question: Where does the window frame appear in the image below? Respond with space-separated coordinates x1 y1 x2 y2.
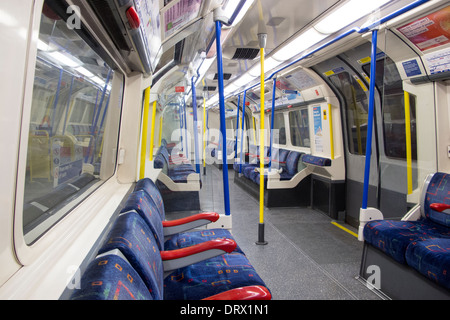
13 2 125 265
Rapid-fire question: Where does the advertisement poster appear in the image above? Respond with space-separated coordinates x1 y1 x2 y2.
313 106 323 152
163 0 202 38
397 6 450 51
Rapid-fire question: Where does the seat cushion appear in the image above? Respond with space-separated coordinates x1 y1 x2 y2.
71 253 152 300
164 228 244 254
164 253 269 300
405 238 450 290
243 165 258 179
363 218 450 264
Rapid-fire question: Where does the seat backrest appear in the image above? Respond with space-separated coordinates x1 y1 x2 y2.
98 211 164 300
285 151 302 176
161 146 171 163
121 190 164 250
153 153 167 170
70 250 153 300
422 172 450 227
134 178 165 220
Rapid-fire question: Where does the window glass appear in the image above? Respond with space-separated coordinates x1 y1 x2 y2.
270 113 286 145
288 109 310 147
362 57 417 160
328 72 368 155
23 7 123 244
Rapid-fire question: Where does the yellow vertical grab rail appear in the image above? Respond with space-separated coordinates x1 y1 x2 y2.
328 104 335 160
404 91 413 195
139 87 151 179
149 100 157 161
259 46 265 226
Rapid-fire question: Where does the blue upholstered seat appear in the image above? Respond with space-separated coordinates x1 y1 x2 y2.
164 253 269 300
98 211 164 300
301 154 331 166
72 176 271 300
153 145 197 183
134 178 165 220
71 253 153 300
363 218 450 264
134 178 240 254
121 190 164 250
405 238 450 289
363 172 450 287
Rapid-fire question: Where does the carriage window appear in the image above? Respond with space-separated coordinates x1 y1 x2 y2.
270 113 286 145
22 6 123 244
289 109 310 147
328 72 369 155
362 57 417 160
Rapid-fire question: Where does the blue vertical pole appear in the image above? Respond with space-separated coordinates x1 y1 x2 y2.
215 19 231 216
239 90 247 174
183 100 189 158
269 78 277 171
191 77 201 174
362 29 378 210
91 69 112 136
235 95 241 159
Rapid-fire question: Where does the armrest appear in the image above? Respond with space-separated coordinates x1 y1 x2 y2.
161 239 237 272
430 203 450 213
162 212 220 236
203 286 272 300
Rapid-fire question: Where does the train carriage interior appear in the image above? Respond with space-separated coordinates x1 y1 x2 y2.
1 0 450 304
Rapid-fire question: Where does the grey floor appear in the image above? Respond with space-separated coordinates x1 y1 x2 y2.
168 165 381 300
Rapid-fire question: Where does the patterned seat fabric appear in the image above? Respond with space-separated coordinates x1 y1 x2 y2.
363 218 450 264
405 238 450 289
301 154 331 167
164 228 245 255
71 177 271 300
164 253 269 300
70 253 153 300
363 172 450 288
134 178 165 220
98 211 164 300
120 190 164 250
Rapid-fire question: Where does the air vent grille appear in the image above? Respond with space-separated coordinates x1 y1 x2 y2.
213 73 232 80
232 48 259 60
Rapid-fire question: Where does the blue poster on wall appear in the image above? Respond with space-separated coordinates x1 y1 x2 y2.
313 106 323 152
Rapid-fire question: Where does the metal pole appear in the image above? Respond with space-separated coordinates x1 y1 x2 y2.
149 100 157 161
191 77 201 174
257 32 268 245
362 29 378 210
239 90 247 174
140 87 151 179
269 78 276 171
235 95 241 160
214 19 231 216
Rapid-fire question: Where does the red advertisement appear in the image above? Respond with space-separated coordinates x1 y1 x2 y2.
398 5 450 51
